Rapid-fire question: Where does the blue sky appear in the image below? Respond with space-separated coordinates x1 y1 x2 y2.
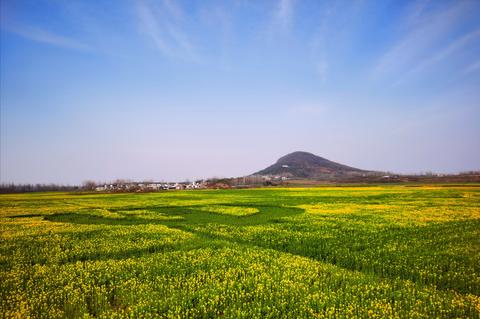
1 0 479 184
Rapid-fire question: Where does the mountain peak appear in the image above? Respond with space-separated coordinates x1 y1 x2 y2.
254 151 375 179
277 151 326 164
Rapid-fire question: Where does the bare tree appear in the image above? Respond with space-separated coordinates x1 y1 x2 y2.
82 180 97 191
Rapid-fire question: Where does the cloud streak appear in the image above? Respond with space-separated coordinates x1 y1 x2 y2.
464 60 480 75
267 0 296 38
392 29 480 86
135 0 199 62
276 0 295 27
373 1 474 81
308 2 338 83
2 23 91 51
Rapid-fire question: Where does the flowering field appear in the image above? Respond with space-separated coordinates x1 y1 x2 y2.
1 185 479 318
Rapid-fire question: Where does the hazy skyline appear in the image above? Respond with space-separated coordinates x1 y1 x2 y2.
1 0 480 184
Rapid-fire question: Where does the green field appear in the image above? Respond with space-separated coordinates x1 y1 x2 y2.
1 186 479 318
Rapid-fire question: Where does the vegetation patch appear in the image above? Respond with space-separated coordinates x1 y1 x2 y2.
197 205 260 217
1 185 479 318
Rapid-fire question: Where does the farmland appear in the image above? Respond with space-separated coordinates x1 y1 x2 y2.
1 185 479 318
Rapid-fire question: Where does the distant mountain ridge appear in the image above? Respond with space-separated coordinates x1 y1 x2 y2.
253 151 378 179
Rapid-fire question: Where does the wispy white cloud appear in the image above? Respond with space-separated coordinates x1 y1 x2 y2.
415 29 480 70
136 1 173 57
308 2 337 83
276 0 295 26
268 0 296 36
310 27 326 80
308 0 369 83
464 60 480 74
162 0 184 20
373 1 473 80
135 0 199 62
403 0 431 28
1 23 91 51
315 59 328 82
392 29 480 86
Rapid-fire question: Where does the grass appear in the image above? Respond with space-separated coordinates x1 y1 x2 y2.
1 185 479 318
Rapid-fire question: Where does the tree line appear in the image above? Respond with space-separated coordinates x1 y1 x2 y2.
0 183 81 194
